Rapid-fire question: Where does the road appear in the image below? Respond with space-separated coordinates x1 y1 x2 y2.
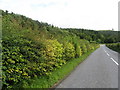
56 45 118 88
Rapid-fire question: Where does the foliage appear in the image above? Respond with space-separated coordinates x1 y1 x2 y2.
74 43 82 58
62 28 119 43
63 42 75 60
21 49 97 88
41 39 63 60
106 43 120 53
1 10 100 89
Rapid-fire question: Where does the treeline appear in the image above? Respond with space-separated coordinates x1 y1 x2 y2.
1 10 99 88
106 43 120 53
2 10 119 43
62 28 119 43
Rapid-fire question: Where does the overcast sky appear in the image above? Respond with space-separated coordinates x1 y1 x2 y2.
0 0 119 30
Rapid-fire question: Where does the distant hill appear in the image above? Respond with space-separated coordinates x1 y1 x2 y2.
62 28 119 43
97 30 114 31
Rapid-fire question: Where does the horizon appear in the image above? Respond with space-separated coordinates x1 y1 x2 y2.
0 0 119 31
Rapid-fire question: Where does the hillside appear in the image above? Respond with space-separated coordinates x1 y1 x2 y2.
1 10 118 88
62 28 119 43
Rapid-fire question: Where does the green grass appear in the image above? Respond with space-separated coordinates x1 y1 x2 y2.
15 48 98 89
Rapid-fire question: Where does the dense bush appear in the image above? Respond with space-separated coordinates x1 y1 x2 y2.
63 42 75 60
41 39 63 60
1 10 99 88
3 35 99 88
74 43 82 58
106 43 120 53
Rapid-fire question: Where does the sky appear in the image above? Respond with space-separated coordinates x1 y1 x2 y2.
0 0 119 30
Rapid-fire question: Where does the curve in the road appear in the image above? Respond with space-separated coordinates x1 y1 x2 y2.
56 45 118 88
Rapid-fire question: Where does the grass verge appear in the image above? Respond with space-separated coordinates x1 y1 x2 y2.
15 48 98 89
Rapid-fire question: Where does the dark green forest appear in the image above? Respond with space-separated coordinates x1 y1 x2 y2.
62 28 119 43
1 10 119 88
106 43 120 53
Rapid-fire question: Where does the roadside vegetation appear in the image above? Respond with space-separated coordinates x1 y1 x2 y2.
19 49 97 88
106 43 120 53
1 10 119 89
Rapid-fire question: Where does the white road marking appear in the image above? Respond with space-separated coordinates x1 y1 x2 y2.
110 58 119 66
106 53 110 56
104 50 110 56
104 50 107 53
104 49 119 66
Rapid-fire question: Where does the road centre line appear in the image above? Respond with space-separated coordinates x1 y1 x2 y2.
110 58 119 66
106 53 110 56
104 49 119 66
104 50 107 53
104 50 109 56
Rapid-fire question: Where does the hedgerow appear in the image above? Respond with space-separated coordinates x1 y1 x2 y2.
1 10 99 89
106 43 120 53
2 33 99 88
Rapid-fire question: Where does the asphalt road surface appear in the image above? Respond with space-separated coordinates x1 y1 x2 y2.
56 45 118 88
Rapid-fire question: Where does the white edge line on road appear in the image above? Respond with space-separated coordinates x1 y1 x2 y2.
110 58 119 66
